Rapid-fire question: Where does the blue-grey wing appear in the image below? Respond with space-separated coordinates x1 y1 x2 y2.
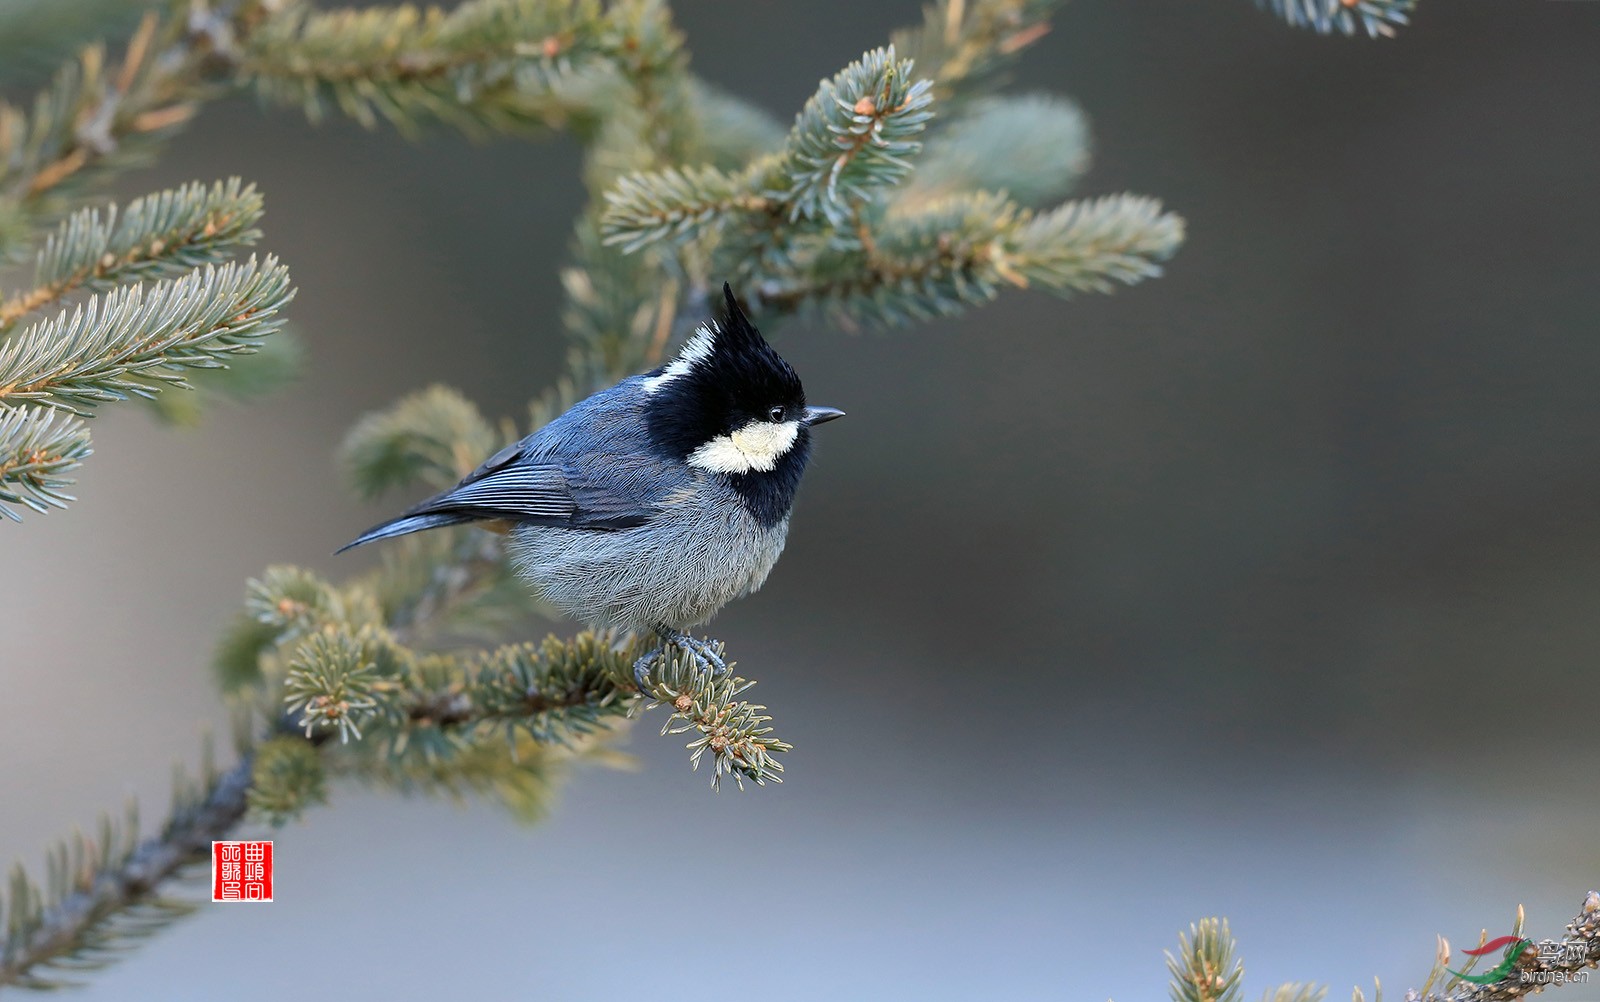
339 380 669 552
426 452 654 523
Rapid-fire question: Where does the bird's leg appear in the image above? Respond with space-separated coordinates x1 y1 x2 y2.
632 625 729 694
654 625 729 677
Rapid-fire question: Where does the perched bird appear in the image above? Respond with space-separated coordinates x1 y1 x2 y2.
339 284 844 689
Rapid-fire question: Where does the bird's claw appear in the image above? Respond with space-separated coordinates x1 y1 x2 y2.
632 648 663 695
633 627 728 696
663 631 728 678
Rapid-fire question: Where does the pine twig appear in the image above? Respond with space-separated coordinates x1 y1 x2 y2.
893 93 1090 210
763 44 934 225
599 44 934 250
0 10 210 254
238 0 694 142
1169 918 1250 1002
639 644 791 790
0 753 254 990
0 404 92 521
0 256 294 414
339 384 501 501
890 0 1061 103
753 192 1184 326
0 178 264 331
1255 0 1416 38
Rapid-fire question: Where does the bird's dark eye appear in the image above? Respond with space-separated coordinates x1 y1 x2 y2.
767 406 785 422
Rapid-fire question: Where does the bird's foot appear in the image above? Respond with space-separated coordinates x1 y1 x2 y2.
633 626 727 694
656 627 728 678
632 647 664 694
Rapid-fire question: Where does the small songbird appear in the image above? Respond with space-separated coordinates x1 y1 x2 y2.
339 284 844 688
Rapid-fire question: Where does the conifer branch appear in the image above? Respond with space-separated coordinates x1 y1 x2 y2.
890 0 1060 103
268 609 792 790
600 164 758 254
640 645 790 790
1169 919 1250 1002
0 745 253 990
239 0 606 137
598 45 934 250
340 384 502 500
0 404 92 521
246 736 328 825
243 533 792 792
1005 193 1187 292
0 256 294 415
1256 0 1416 38
763 45 934 225
0 0 693 253
0 11 208 254
893 94 1089 210
0 179 264 331
238 0 696 142
330 729 566 822
754 192 1183 326
689 80 785 171
454 633 643 741
260 623 635 817
600 32 1184 328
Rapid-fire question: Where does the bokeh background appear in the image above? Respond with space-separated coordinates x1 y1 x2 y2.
4 1 1599 998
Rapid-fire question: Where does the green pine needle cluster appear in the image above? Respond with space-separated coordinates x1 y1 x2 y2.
247 737 328 826
599 39 1183 328
1257 0 1416 38
242 0 617 137
1166 919 1327 1002
889 0 1059 103
2 178 263 330
772 45 936 225
1169 919 1250 1002
0 175 295 522
0 256 292 413
644 645 791 790
0 403 91 520
0 737 250 990
340 383 506 500
894 94 1090 210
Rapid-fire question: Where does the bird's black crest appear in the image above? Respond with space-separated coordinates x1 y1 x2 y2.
644 283 808 462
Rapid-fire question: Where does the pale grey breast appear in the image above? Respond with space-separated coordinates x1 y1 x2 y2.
506 475 791 631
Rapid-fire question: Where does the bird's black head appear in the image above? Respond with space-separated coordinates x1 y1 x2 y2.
643 284 843 523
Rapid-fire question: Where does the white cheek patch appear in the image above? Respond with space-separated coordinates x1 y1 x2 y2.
642 322 718 394
688 419 801 474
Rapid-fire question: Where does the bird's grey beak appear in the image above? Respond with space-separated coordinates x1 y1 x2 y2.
802 405 845 426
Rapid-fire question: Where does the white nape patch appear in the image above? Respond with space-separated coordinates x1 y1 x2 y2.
642 321 719 394
688 419 801 474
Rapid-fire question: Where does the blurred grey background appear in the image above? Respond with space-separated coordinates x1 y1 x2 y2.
3 1 1598 998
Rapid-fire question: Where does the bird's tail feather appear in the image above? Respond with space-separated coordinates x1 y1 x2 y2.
335 511 478 553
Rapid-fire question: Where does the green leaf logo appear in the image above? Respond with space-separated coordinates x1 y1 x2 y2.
1449 936 1532 985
